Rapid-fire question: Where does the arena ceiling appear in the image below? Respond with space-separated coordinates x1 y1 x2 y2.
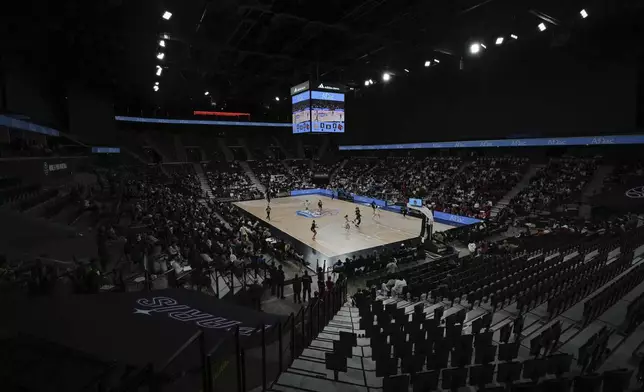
2 0 642 115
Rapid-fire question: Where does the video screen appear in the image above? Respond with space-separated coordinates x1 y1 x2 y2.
292 91 311 134
311 91 344 133
408 198 423 207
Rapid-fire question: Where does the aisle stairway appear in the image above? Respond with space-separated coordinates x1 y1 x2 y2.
316 135 330 159
282 160 294 175
578 165 614 219
582 164 614 201
273 135 294 159
330 159 348 182
490 163 545 218
238 137 254 161
239 161 266 193
174 134 187 162
217 138 234 162
193 163 214 199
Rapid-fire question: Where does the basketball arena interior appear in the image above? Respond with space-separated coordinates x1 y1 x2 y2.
2 1 644 391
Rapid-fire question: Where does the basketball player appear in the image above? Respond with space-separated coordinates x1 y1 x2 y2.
344 215 351 231
304 200 310 211
266 204 271 221
318 199 323 213
311 220 318 240
371 201 377 215
354 207 362 228
374 205 381 220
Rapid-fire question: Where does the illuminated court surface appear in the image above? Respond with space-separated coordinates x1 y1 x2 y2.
234 195 454 259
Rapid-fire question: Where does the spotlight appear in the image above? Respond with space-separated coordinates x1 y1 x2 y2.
159 40 166 47
275 96 280 101
369 79 374 85
204 91 209 96
156 67 162 76
157 52 165 60
382 72 391 82
364 80 370 86
434 59 440 64
469 43 481 54
538 23 547 32
155 82 159 86
580 9 588 18
162 11 172 20
404 68 410 73
495 37 504 45
480 44 487 49
510 34 518 40
162 34 169 40
424 60 431 67
153 85 159 91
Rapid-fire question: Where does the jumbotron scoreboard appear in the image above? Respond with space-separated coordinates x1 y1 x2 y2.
291 81 345 134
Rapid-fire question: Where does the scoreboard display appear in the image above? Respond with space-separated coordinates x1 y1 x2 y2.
292 91 311 134
291 81 345 134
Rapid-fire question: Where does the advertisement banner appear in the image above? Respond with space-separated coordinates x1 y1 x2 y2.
339 134 644 151
289 189 480 226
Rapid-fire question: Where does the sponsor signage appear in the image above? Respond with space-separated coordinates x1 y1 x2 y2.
43 162 68 176
290 81 310 96
92 147 121 154
313 82 347 93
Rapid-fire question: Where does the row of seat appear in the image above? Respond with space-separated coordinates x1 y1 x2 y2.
405 227 644 313
0 184 42 206
583 262 644 326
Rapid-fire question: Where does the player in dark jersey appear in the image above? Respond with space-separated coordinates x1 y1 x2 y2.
318 200 323 213
354 207 361 228
266 204 271 221
311 220 318 240
371 201 376 214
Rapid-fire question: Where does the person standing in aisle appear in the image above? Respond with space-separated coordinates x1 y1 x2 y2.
302 270 312 302
292 273 302 304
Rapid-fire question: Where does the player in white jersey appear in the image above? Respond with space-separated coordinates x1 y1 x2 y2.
344 214 351 231
373 205 381 220
304 200 310 211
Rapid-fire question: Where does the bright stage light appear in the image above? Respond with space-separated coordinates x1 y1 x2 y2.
204 91 209 96
369 79 374 85
275 96 280 101
469 43 481 54
155 82 159 86
404 68 410 73
153 85 159 91
162 34 169 40
434 59 440 64
382 72 391 82
156 67 162 76
157 52 165 60
364 80 370 86
538 23 547 32
580 9 588 18
510 34 518 40
159 40 166 47
496 37 504 45
162 11 172 20
424 60 431 67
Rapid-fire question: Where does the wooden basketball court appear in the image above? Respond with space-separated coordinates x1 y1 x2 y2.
234 195 454 260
